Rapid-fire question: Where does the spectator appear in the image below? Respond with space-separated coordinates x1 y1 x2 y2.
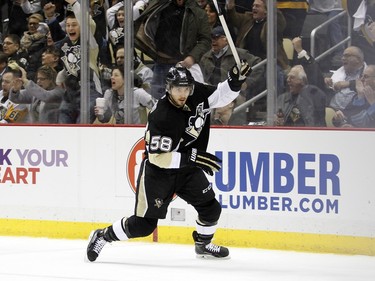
7 0 41 37
94 66 155 124
133 50 153 93
45 31 60 48
41 46 63 73
19 0 42 14
0 52 8 85
114 47 154 93
20 13 47 80
2 34 28 69
347 0 375 64
106 0 149 55
227 0 289 70
332 65 375 128
90 0 111 67
196 0 208 9
107 5 125 52
134 0 211 100
204 1 221 29
43 2 67 44
226 0 290 94
203 1 236 38
0 66 29 123
41 0 66 23
9 65 64 123
277 0 308 39
107 0 148 30
114 46 125 67
58 0 102 124
235 0 253 13
199 25 265 123
104 1 149 70
306 0 345 67
275 65 326 127
212 98 244 125
0 1 8 37
325 46 367 111
200 26 264 96
291 36 326 92
133 0 149 20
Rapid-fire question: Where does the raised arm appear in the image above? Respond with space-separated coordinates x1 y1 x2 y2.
66 0 98 48
20 0 42 14
208 61 251 108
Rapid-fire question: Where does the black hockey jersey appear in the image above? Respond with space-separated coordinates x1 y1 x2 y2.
144 80 239 169
59 1 102 95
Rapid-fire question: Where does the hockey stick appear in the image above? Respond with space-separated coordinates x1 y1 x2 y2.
212 0 241 68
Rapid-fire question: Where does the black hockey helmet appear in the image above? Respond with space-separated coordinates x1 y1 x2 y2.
165 64 195 95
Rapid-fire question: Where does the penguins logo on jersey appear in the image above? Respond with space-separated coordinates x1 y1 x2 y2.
154 198 164 208
61 43 81 77
109 27 124 45
185 102 210 143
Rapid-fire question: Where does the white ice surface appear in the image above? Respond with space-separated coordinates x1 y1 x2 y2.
0 236 374 281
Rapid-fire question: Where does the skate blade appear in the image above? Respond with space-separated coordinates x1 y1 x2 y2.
195 254 231 260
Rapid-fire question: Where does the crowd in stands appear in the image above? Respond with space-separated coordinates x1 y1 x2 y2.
0 0 374 128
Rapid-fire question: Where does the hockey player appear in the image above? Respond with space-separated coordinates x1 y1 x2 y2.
86 60 251 260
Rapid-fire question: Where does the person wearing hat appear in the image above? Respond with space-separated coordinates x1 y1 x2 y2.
199 25 266 124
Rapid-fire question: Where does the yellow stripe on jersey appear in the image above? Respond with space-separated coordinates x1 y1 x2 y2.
149 152 182 169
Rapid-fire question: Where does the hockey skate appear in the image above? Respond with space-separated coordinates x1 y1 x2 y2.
192 231 230 259
86 229 107 262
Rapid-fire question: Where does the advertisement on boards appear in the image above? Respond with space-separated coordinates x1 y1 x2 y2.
0 126 374 238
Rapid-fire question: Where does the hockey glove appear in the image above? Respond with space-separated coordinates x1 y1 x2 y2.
227 60 252 91
188 148 222 176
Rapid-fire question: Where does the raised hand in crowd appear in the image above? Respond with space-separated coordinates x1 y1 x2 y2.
43 2 57 21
